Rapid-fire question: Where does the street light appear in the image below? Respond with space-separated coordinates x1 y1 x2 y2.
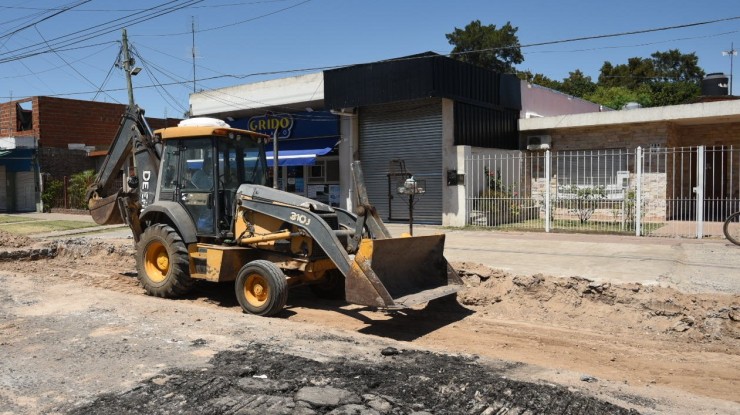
722 43 737 95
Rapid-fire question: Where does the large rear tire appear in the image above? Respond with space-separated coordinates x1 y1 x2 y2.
136 224 193 297
235 260 288 317
723 211 740 246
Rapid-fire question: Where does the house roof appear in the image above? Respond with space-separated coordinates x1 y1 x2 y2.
519 99 740 131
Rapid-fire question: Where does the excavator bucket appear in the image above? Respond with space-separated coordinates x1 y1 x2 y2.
345 234 463 309
88 192 124 225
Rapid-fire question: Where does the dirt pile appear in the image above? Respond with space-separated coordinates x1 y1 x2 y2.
453 261 740 347
65 342 638 415
0 230 34 248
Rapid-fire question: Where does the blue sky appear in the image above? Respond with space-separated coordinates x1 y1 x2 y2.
1 0 738 118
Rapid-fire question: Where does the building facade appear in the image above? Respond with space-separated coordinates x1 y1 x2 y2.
0 96 175 212
191 53 603 226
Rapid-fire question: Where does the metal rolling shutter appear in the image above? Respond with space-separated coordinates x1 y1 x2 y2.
0 167 6 211
359 99 443 224
15 172 36 212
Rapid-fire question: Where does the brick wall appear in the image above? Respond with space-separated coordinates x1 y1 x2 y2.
673 122 740 147
39 147 95 178
36 97 129 149
0 98 39 139
548 123 672 151
2 96 177 149
545 121 740 152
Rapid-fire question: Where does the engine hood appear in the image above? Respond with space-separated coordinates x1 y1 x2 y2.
236 184 334 213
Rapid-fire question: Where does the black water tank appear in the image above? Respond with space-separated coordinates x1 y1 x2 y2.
702 73 729 96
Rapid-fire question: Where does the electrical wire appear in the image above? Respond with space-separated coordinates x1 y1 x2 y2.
3 9 737 112
0 1 292 13
136 0 312 36
0 41 118 79
131 45 190 114
0 0 204 64
92 44 123 101
34 25 121 103
0 0 90 40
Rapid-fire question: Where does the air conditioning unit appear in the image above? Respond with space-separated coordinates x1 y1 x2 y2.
526 135 551 150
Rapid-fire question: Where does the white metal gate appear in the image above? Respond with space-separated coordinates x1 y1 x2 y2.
465 145 740 239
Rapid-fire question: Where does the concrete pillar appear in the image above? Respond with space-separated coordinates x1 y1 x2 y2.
441 99 468 227
338 110 359 211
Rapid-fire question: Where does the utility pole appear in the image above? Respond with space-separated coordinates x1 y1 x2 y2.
191 17 197 93
722 42 737 95
121 29 136 107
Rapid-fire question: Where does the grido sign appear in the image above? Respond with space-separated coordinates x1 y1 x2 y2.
248 113 294 139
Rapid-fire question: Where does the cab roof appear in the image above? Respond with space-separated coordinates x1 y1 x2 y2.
153 125 270 141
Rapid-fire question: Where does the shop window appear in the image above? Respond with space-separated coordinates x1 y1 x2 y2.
307 158 339 184
325 159 339 182
309 164 324 180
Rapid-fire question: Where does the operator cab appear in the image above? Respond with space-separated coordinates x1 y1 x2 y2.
155 119 269 241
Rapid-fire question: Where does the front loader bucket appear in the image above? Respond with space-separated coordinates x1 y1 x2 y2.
88 192 124 225
345 234 463 308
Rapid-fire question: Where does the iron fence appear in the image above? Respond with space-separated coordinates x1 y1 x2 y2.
465 145 740 239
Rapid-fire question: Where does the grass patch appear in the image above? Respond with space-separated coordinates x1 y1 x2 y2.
1 220 99 235
0 215 36 224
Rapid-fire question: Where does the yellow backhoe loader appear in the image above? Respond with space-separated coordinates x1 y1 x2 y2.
86 107 461 316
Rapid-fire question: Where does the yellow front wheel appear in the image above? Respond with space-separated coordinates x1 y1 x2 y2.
235 260 287 317
136 224 193 298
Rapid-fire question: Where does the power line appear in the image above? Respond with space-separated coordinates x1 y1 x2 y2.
0 0 204 64
447 15 740 63
33 25 121 103
0 1 292 12
133 0 312 37
0 0 90 40
0 41 118 79
4 11 739 113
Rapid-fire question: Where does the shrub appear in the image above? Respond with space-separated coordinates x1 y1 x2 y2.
68 170 97 210
41 179 63 212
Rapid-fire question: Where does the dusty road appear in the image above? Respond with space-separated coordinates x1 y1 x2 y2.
0 233 738 414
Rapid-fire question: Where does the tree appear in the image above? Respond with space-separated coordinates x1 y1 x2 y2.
560 70 597 98
651 49 703 82
596 49 705 107
585 85 652 110
598 57 655 90
446 20 523 73
517 70 562 90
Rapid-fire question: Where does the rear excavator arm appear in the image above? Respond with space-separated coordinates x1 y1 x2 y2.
86 105 161 241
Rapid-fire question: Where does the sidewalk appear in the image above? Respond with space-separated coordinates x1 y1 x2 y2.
386 223 740 295
11 212 739 295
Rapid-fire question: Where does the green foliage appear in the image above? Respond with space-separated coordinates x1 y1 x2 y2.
566 185 606 224
446 20 523 73
595 49 704 107
517 70 563 90
41 179 63 212
68 170 96 210
585 85 653 110
560 70 597 98
649 81 701 106
484 167 510 195
443 17 706 107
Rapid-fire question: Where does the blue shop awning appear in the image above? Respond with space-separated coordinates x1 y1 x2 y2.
0 148 34 171
266 137 339 167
